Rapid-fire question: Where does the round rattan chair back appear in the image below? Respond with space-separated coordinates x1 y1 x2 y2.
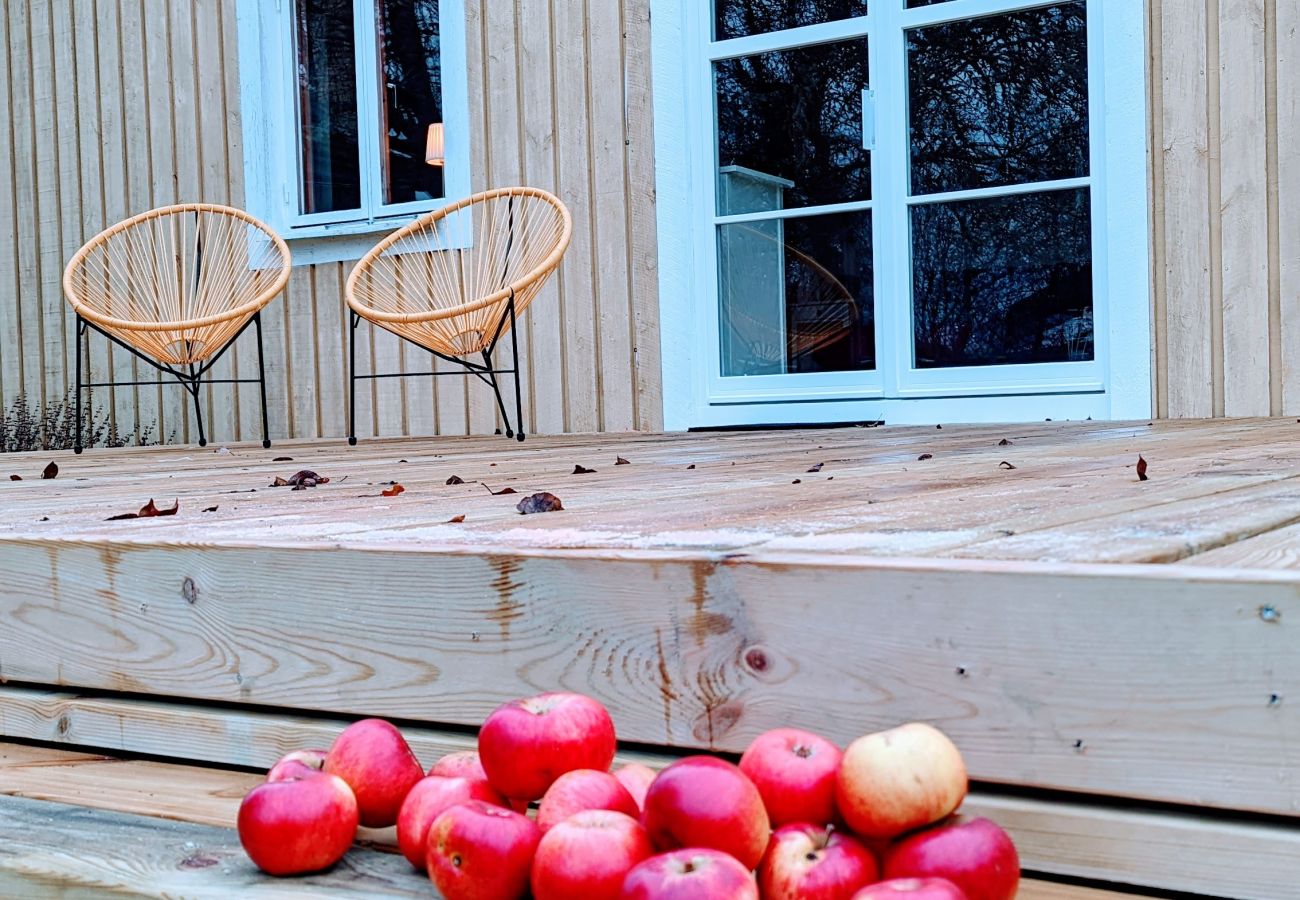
346 187 572 357
62 204 291 365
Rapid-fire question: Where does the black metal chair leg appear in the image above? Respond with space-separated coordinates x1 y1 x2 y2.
483 350 514 439
254 312 271 449
73 316 84 454
348 311 358 446
190 368 207 448
508 297 525 443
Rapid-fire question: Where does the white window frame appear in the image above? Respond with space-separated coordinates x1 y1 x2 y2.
651 0 1151 428
236 0 472 265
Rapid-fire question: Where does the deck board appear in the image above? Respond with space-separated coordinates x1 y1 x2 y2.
4 419 1300 566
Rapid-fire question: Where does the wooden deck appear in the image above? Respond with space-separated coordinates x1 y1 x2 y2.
2 419 1299 897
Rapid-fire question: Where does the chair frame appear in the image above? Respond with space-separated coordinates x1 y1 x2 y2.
72 311 270 453
346 187 572 445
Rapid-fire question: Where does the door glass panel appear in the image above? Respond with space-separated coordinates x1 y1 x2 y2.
295 0 361 214
376 0 445 205
908 2 1088 196
719 211 875 376
715 40 871 215
911 189 1093 369
714 0 869 41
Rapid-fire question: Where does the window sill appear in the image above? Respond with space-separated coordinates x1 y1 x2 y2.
282 216 420 266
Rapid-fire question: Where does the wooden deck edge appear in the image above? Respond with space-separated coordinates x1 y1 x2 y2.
0 693 1293 898
0 793 1154 900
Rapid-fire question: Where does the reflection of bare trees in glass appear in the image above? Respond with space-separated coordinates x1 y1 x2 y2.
908 2 1088 195
715 41 871 210
911 189 1092 367
715 0 869 41
378 0 444 203
297 0 361 213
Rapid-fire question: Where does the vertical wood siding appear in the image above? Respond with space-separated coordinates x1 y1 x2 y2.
1151 0 1300 417
0 0 660 445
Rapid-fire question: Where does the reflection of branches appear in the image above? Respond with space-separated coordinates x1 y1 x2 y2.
724 224 859 370
908 2 1088 194
715 0 868 40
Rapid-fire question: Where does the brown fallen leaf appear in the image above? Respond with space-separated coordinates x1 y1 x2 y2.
9 474 20 481
687 464 696 470
615 457 630 466
287 470 328 487
792 478 802 484
42 461 58 480
399 459 409 464
918 454 932 461
1137 456 1149 482
381 484 405 497
484 484 518 496
998 460 1017 470
446 475 465 485
572 465 596 475
807 462 825 473
516 492 563 515
998 438 1012 446
270 476 290 487
203 505 219 513
107 498 180 521
936 424 943 430
446 514 466 523
273 456 294 462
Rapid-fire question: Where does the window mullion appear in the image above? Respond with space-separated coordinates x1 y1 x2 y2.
353 0 383 218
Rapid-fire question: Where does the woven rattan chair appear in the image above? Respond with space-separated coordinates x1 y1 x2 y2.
62 204 291 452
346 186 572 443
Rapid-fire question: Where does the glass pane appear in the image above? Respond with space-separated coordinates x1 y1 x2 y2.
906 1 952 7
719 211 875 376
377 0 445 205
908 2 1089 196
714 0 869 41
296 0 361 214
715 41 871 215
912 189 1093 369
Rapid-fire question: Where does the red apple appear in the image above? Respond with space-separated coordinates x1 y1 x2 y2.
883 818 1019 900
324 718 424 828
426 800 541 900
835 723 967 839
531 809 653 900
641 756 770 870
396 775 508 869
478 692 617 801
266 748 328 783
613 763 657 811
621 848 759 899
537 768 640 832
759 823 879 899
237 772 358 876
854 878 969 899
429 749 489 781
740 728 842 827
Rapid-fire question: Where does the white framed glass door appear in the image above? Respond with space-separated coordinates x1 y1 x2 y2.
665 0 1148 426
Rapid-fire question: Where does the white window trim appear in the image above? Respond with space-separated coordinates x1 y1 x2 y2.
236 0 472 265
650 0 1151 428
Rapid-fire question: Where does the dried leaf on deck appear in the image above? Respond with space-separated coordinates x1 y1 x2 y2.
287 470 328 487
807 462 825 473
484 484 518 496
572 465 596 475
998 460 1017 470
273 456 293 462
9 474 20 481
516 492 563 515
270 476 290 487
446 475 465 485
998 438 1012 446
1136 456 1149 482
615 457 630 466
446 514 466 523
918 454 932 461
203 505 219 513
792 478 802 484
381 484 405 497
108 498 179 520
687 464 696 470
41 462 58 480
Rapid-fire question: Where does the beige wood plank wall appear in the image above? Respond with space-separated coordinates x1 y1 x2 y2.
0 0 661 445
1150 0 1300 417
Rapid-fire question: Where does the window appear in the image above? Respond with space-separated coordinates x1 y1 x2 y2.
236 0 470 263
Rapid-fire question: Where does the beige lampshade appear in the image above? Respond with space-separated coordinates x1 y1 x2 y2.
425 123 445 167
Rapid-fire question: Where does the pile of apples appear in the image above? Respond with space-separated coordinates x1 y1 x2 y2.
238 692 1019 899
